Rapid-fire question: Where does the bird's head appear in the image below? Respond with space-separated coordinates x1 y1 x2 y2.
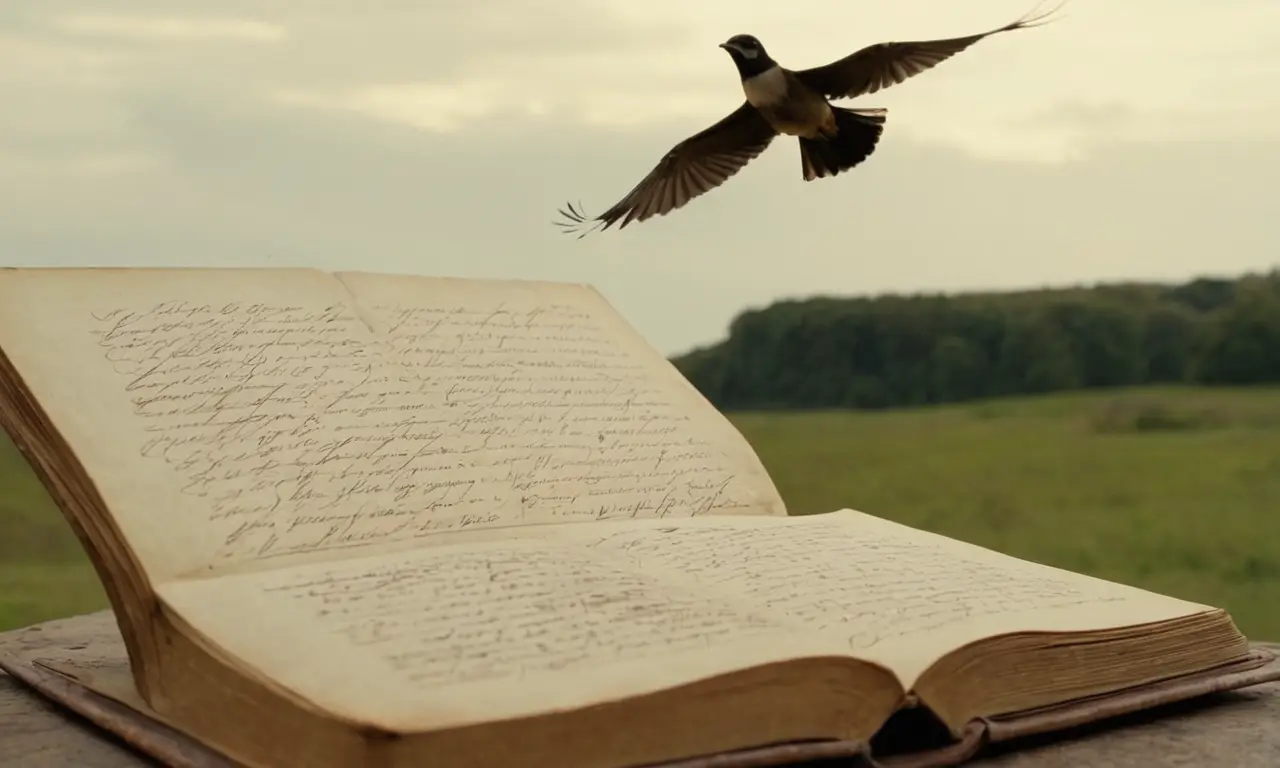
719 34 775 77
719 34 767 61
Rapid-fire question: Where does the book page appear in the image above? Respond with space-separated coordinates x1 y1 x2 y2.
155 537 852 731
553 511 1217 686
0 268 379 580
334 271 784 526
0 268 783 583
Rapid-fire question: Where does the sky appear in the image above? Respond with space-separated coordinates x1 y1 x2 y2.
2 0 1278 356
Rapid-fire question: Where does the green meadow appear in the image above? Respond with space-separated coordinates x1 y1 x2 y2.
2 385 1278 638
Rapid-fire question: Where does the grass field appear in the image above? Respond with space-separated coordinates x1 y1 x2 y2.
0 434 108 631
2 385 1278 638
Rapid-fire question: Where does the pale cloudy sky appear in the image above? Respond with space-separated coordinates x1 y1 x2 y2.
2 0 1278 355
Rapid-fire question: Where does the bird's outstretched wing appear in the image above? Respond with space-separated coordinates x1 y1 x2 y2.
792 0 1064 101
555 101 779 238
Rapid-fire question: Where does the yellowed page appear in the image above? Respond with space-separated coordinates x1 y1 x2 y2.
552 511 1219 687
333 270 784 526
0 268 378 580
0 268 783 584
155 536 852 731
152 507 1213 732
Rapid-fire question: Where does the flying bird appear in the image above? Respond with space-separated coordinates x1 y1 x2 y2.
554 2 1062 238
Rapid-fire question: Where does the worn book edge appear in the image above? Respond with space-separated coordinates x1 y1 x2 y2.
1 614 1276 768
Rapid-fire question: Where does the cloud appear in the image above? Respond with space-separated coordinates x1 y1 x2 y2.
1 77 1276 355
48 13 287 43
9 1 1280 153
0 0 1277 357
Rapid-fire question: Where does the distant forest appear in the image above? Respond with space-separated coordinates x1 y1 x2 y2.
671 270 1280 410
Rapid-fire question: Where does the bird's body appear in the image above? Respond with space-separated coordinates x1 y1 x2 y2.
742 66 833 139
721 35 892 183
555 2 1063 237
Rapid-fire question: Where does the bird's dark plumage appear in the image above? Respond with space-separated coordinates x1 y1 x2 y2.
555 1 1063 238
557 103 779 237
798 105 887 181
790 7 1059 100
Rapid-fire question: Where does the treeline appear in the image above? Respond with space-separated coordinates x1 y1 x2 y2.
671 270 1280 410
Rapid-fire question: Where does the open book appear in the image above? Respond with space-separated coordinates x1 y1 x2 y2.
0 267 1274 768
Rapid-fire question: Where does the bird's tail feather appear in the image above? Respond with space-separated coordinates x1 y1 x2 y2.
799 106 887 181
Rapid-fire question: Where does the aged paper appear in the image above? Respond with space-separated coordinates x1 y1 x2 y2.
0 269 365 578
155 538 844 730
0 268 783 582
335 272 784 524
153 507 1214 732
556 510 1215 685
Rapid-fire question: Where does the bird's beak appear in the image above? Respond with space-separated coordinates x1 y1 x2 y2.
718 42 731 50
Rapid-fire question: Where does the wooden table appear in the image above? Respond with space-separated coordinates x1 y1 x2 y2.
2 612 1278 767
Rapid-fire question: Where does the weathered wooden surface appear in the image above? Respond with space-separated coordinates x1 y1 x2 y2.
1 613 162 768
1 611 1278 767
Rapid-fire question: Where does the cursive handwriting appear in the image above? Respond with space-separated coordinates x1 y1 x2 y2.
582 520 1134 652
88 295 768 568
366 300 765 522
253 543 787 686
